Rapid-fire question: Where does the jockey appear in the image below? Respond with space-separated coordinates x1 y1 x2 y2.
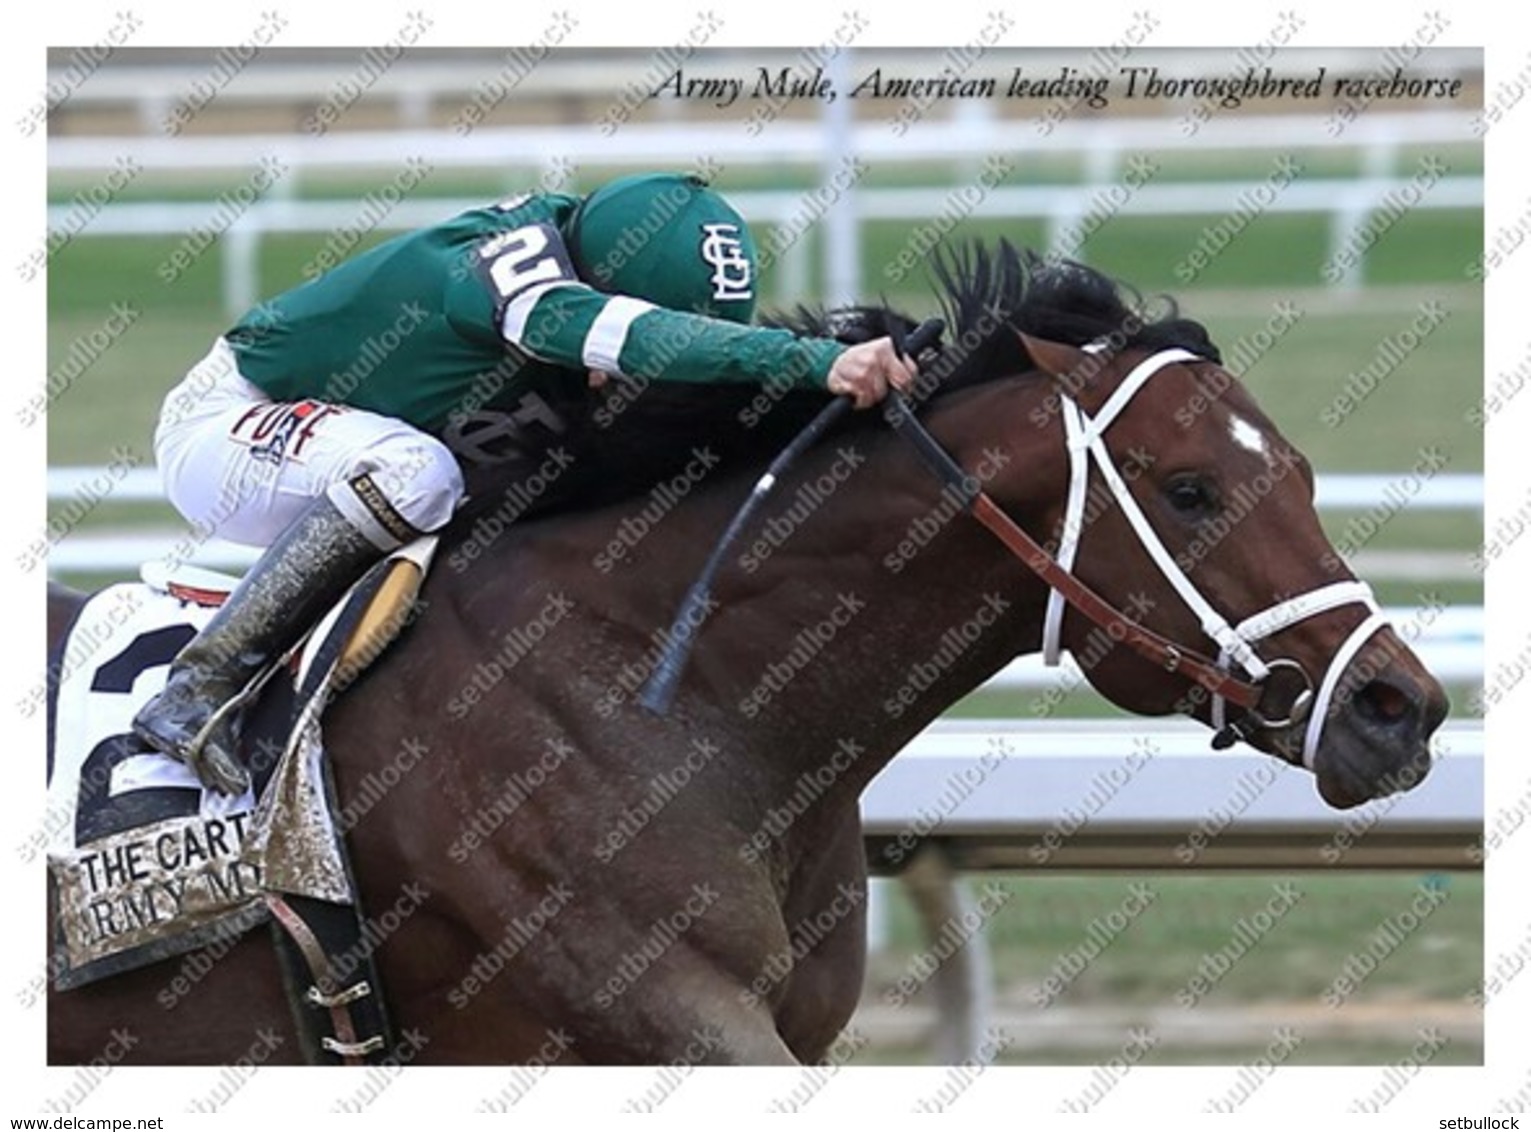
133 172 917 795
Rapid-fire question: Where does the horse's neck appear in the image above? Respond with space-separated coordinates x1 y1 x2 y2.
692 381 1063 813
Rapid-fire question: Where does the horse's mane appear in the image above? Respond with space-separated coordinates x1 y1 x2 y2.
767 239 1222 394
448 240 1223 526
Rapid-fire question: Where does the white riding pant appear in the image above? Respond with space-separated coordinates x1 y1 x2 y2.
154 338 465 549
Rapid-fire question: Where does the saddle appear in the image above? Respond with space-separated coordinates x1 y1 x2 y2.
47 540 436 1065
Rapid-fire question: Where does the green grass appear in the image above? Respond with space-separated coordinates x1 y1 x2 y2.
870 873 1481 1004
846 210 1480 307
849 872 1482 1065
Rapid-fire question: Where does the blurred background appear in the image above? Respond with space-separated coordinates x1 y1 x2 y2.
45 46 1483 1070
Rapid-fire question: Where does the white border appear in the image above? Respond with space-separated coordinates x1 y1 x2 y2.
6 2 1510 1125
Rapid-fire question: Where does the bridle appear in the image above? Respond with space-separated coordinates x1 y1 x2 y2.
639 326 1390 766
884 344 1390 770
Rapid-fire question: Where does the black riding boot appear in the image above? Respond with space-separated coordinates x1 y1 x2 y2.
132 494 387 794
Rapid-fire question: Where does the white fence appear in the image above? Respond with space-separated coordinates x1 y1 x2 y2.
49 110 1483 312
49 111 1481 175
863 717 1483 871
49 177 1485 318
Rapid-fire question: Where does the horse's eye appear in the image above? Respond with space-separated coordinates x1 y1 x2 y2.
1165 475 1218 516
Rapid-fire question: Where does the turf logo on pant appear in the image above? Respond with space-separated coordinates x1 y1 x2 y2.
229 400 341 464
699 223 753 302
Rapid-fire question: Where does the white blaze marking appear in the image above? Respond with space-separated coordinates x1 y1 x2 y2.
1229 414 1272 464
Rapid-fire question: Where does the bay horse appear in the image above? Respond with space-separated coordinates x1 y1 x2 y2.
46 243 1447 1066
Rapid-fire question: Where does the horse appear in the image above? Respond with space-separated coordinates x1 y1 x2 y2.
46 242 1448 1066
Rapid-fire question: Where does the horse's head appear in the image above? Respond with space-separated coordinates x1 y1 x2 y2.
1001 331 1447 808
773 243 1446 808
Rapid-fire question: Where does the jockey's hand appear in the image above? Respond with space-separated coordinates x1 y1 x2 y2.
588 368 611 389
826 338 918 409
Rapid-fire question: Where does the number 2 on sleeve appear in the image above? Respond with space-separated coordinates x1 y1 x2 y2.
480 224 575 303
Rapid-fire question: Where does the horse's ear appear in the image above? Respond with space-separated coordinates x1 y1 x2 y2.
1016 332 1110 408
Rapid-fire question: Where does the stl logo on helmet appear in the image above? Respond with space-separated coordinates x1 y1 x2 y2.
699 223 753 302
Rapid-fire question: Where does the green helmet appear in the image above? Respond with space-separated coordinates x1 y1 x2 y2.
567 173 758 324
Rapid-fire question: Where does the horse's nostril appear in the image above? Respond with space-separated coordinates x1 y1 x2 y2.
1355 680 1414 727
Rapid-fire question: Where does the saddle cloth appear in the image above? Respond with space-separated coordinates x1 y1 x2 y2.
47 539 435 990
